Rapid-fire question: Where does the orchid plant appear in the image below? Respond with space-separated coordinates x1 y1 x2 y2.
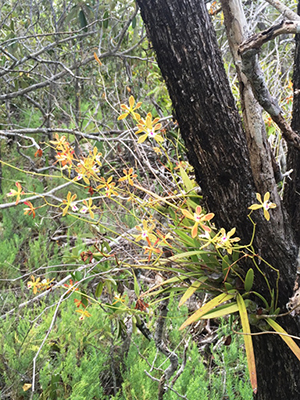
6 96 298 397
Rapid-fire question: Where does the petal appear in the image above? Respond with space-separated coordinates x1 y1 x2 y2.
138 133 148 143
256 193 262 203
195 206 202 215
148 233 157 243
227 227 236 238
142 220 148 230
202 212 214 221
182 209 194 220
264 192 270 202
118 113 128 120
129 96 135 108
201 224 212 233
217 228 226 237
89 210 95 219
264 209 270 221
7 189 17 196
248 204 262 210
154 135 164 143
191 223 198 238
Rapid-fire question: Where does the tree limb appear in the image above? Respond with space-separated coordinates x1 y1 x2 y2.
264 0 300 21
154 298 178 399
239 20 300 52
221 0 282 210
239 21 300 150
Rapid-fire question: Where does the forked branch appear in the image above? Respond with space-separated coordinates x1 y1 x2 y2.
239 20 300 150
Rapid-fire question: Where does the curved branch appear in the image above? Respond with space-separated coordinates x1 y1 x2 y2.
239 20 300 52
264 0 300 22
239 21 300 150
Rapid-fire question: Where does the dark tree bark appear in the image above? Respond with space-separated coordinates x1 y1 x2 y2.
136 0 300 398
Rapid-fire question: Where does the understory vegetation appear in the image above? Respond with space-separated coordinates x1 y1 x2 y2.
1 0 298 399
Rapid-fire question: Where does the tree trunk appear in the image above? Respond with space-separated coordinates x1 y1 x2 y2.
136 0 300 398
284 2 300 244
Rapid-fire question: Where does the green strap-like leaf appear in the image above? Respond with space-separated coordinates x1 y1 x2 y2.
179 291 235 330
201 301 246 319
196 299 252 319
170 249 213 261
267 318 300 361
178 277 207 307
79 9 88 31
244 268 254 292
95 281 104 298
180 166 194 192
133 271 140 297
174 229 198 247
103 11 109 28
236 293 257 394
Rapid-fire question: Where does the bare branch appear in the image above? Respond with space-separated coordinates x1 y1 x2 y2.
154 298 178 399
0 54 95 100
30 292 65 397
0 181 72 210
264 0 300 22
170 338 190 388
221 0 282 217
239 20 300 52
239 20 300 150
0 115 173 140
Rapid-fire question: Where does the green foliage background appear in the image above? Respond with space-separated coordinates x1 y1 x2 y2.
1 0 297 398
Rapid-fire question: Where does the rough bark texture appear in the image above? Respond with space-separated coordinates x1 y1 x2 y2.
238 20 300 152
139 0 255 236
221 0 281 216
136 0 300 398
